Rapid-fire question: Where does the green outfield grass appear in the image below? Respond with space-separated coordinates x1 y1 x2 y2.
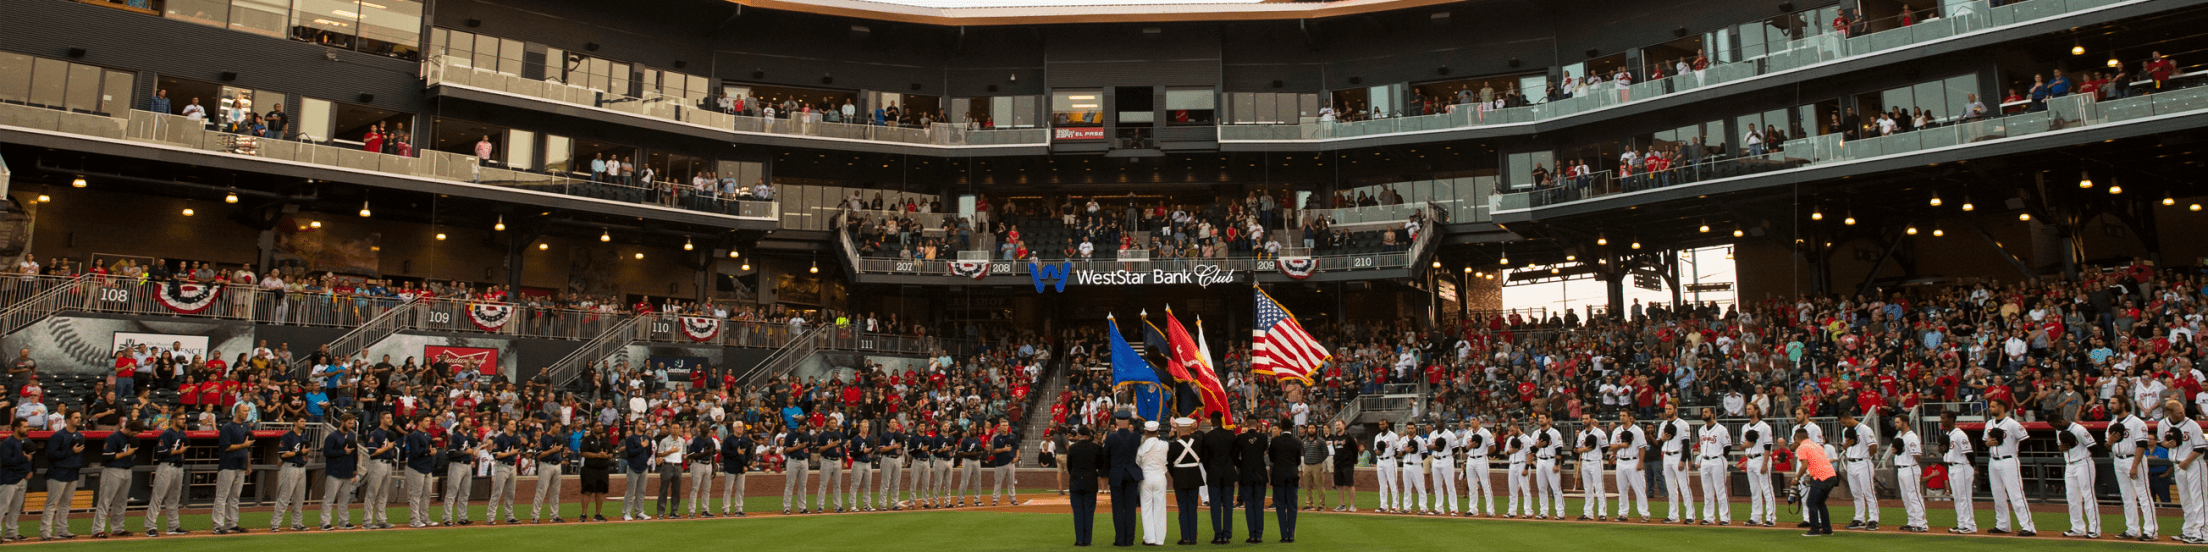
18 489 2178 551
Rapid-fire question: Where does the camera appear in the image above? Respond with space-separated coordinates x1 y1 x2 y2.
1783 484 1802 505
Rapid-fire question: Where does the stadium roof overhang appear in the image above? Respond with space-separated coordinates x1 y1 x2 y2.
726 0 1463 26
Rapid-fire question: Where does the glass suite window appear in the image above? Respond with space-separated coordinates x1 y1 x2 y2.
231 0 290 38
1052 90 1101 127
292 0 358 50
545 135 572 173
355 0 423 61
1166 88 1213 125
166 0 230 28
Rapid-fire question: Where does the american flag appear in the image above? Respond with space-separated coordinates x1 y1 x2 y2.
1251 288 1327 384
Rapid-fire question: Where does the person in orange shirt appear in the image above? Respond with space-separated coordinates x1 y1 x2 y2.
1793 426 1839 536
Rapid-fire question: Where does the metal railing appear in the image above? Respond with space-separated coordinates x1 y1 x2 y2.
1221 0 2145 144
845 224 1435 278
1500 86 2208 210
0 103 776 223
423 56 1047 148
544 315 645 388
742 324 834 385
0 275 91 336
290 300 418 374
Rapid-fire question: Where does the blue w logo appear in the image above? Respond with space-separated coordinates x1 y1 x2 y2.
1030 261 1073 293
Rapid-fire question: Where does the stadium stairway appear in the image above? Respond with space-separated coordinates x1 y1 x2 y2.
1017 355 1070 469
287 300 418 376
544 315 647 390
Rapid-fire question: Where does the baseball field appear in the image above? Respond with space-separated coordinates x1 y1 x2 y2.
7 488 2188 551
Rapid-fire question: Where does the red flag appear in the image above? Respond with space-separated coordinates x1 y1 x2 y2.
1163 309 1234 428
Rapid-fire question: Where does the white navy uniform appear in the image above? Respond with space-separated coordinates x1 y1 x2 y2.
1611 423 1650 519
1892 428 1927 529
1944 426 1979 533
1460 427 1496 515
2109 415 2155 538
1373 430 1401 511
1136 436 1168 545
1694 422 1732 523
1428 430 1459 514
1575 427 1609 519
1532 426 1566 519
1739 419 1777 524
2057 423 2098 536
1839 422 1877 526
1982 415 2035 533
1658 418 1694 522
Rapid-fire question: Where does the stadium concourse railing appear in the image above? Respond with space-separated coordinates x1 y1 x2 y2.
0 103 779 222
838 214 1436 279
1221 0 2139 144
1496 87 2208 210
423 56 1048 148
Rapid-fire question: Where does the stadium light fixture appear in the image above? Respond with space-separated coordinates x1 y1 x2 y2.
1906 226 1918 235
358 201 372 217
810 261 820 274
600 229 611 242
1698 220 1710 233
436 233 446 241
1596 235 1607 246
1929 193 1941 207
742 262 752 271
182 208 195 217
634 252 644 260
1843 211 1856 225
1961 197 1975 211
2019 213 2032 221
2072 43 2085 55
1733 228 1744 238
225 189 239 203
2165 193 2176 206
1810 207 1823 221
494 215 505 231
685 238 695 251
71 176 86 188
538 243 548 250
2079 172 2093 188
1933 227 1944 237
309 221 322 228
728 250 739 258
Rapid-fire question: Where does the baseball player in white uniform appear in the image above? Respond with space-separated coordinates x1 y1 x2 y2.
1887 415 1928 532
1400 425 1431 515
2162 399 2207 544
1532 414 1567 520
1694 407 1732 525
1504 424 1533 518
1609 409 1650 522
1460 418 1496 516
1574 414 1609 521
2050 412 2098 538
1428 423 1459 516
1374 421 1401 513
1981 401 2036 536
2108 398 2155 540
1658 405 1694 523
1837 412 1878 530
1740 404 1777 526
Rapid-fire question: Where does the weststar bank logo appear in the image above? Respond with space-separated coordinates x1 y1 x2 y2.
1031 261 1073 293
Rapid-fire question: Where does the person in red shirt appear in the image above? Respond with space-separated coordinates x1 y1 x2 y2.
2149 52 2178 89
178 377 200 408
1832 12 1851 37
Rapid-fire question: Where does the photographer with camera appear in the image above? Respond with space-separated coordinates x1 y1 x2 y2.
1789 426 1837 537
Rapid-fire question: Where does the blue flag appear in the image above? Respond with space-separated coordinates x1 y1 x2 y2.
1110 316 1168 421
1109 317 1156 386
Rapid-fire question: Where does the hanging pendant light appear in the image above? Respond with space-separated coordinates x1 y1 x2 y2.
684 237 695 251
494 215 506 231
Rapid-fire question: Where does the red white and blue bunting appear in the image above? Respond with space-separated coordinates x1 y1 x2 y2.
468 302 514 332
680 316 722 342
154 282 224 314
1278 257 1317 280
948 260 990 280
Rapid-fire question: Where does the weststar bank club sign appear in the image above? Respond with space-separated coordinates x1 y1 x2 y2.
1030 261 1238 292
